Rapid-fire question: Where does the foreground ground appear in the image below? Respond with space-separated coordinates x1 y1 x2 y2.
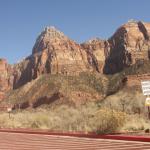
0 104 149 134
0 131 150 150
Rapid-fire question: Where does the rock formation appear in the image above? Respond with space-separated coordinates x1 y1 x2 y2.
1 20 150 102
31 26 90 75
13 26 91 88
103 20 150 74
81 38 109 73
81 20 150 74
0 59 13 100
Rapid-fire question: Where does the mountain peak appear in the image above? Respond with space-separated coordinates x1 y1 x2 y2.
43 26 66 38
127 19 138 23
32 26 68 54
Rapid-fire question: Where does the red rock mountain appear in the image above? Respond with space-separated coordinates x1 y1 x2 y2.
32 26 90 75
103 20 150 74
13 26 91 89
1 20 150 101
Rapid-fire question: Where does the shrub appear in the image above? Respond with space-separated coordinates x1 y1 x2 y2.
94 108 126 134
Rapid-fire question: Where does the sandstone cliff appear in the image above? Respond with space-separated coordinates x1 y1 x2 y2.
81 38 109 73
32 26 90 75
13 26 91 88
0 59 13 100
103 20 150 74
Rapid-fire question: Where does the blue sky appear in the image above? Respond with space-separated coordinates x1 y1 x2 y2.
0 0 149 64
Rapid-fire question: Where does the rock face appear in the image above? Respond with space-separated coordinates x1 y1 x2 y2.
103 20 150 74
32 26 90 75
81 38 109 73
81 20 150 74
0 59 13 100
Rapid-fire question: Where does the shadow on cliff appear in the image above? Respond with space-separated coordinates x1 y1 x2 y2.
103 37 132 74
13 56 34 89
13 54 52 89
33 92 63 108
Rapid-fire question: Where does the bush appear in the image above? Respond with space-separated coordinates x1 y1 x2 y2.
94 108 126 134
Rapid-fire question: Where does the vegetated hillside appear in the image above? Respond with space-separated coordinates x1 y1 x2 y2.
1 72 126 109
102 60 150 115
3 58 148 110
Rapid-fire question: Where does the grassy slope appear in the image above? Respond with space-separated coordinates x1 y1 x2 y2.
1 70 127 108
1 73 108 107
